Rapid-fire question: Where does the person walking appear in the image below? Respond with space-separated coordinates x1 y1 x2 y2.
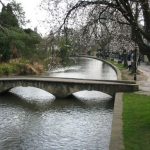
127 50 132 71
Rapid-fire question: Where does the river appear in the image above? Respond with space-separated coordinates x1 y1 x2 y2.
0 57 117 150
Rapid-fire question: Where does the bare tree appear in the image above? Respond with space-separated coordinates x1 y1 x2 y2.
45 0 150 61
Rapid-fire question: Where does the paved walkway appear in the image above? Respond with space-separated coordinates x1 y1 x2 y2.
137 62 150 95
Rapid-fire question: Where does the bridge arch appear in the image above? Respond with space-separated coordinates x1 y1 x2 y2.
0 77 138 98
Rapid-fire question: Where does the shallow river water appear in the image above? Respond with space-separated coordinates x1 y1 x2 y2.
0 57 117 150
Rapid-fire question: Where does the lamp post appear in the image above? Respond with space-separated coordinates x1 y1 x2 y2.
134 45 137 81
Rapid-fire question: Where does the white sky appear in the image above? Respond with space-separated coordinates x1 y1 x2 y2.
0 0 50 36
15 0 49 36
0 0 87 36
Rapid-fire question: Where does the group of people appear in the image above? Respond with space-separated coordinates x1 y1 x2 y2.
118 49 142 72
127 50 135 71
96 48 142 72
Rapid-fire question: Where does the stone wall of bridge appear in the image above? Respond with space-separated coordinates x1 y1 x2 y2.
0 78 139 98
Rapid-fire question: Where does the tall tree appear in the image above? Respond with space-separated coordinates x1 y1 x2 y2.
0 0 41 61
43 0 150 61
0 2 19 27
9 0 29 26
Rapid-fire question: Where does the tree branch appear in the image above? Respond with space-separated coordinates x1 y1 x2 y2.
139 0 150 33
0 0 5 7
60 0 117 28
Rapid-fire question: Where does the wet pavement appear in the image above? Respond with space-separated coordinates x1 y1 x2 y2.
137 63 150 95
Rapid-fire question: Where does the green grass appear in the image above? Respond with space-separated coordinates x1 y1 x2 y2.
109 60 125 71
123 93 150 150
110 60 150 149
0 61 26 76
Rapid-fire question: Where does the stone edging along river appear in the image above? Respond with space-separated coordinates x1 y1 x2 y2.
47 55 124 149
0 56 118 150
81 56 124 150
100 57 124 150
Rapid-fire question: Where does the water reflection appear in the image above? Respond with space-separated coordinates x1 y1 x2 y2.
0 93 113 150
10 86 55 107
46 57 117 80
0 57 117 150
73 90 112 101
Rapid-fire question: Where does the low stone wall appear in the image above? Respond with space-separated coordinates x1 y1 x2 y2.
107 59 124 150
77 55 121 80
109 93 124 150
82 56 124 150
95 56 124 150
0 77 138 98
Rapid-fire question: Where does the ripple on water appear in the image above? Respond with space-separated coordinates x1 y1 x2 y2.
9 86 55 106
50 66 81 73
73 90 112 102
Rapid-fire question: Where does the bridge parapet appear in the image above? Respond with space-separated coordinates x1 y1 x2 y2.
0 77 139 98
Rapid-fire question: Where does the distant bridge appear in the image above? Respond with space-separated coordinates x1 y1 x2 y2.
0 77 138 98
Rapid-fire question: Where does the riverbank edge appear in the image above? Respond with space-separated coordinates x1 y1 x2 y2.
0 60 45 76
104 61 125 150
78 55 122 79
80 56 124 150
109 92 124 150
96 58 124 150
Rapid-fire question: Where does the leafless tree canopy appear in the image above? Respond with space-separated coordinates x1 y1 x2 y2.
42 0 150 60
63 0 150 59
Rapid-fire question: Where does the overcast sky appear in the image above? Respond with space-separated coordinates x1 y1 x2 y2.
0 0 50 35
0 0 87 36
14 0 73 36
15 0 49 35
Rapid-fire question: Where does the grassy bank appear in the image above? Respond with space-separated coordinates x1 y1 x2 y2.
109 60 137 80
109 60 150 149
109 60 125 71
0 62 24 76
0 59 44 76
123 93 150 150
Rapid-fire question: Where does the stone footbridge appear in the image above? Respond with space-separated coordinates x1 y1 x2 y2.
0 77 138 98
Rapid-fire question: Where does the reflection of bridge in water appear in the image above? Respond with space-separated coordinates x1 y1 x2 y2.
0 77 139 98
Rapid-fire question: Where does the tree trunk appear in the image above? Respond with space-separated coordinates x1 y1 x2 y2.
147 54 150 62
132 27 150 62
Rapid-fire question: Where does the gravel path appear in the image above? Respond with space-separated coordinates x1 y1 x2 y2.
136 63 150 95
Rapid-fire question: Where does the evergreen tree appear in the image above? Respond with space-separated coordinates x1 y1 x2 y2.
0 0 41 62
0 3 19 27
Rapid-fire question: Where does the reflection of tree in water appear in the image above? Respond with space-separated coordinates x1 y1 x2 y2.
102 62 109 72
50 95 114 111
